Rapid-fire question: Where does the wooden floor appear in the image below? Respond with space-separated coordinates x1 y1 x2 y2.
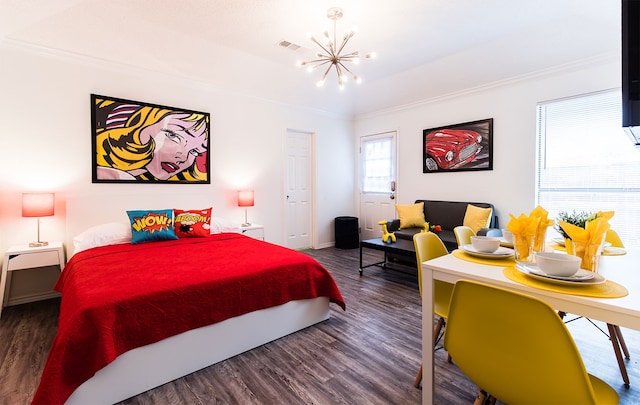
1 246 639 404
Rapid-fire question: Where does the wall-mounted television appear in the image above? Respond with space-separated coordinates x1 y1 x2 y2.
622 0 640 145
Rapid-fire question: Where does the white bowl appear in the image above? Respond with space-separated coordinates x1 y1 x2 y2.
535 252 581 277
470 236 501 253
501 229 514 244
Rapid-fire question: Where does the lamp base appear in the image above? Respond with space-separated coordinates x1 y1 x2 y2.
29 241 49 247
241 223 252 227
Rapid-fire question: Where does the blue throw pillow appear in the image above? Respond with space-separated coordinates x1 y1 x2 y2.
126 209 179 244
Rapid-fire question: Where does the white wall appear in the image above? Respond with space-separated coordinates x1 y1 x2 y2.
0 44 356 257
0 40 623 261
354 56 621 228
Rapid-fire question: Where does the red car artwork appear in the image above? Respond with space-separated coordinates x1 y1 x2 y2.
424 129 483 171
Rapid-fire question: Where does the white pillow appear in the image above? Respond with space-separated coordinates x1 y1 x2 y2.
210 217 241 234
73 222 132 255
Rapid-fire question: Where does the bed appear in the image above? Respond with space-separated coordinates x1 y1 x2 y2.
32 197 345 405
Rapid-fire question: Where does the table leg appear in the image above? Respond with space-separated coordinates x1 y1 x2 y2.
607 323 630 387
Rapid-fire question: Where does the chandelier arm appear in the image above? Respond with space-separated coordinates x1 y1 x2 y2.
319 63 333 83
339 51 359 59
337 61 350 72
313 60 333 70
335 35 353 58
302 57 332 65
335 63 344 80
337 61 356 75
309 37 333 57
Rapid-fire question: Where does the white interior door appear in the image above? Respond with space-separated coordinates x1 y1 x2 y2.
359 131 397 240
285 130 313 250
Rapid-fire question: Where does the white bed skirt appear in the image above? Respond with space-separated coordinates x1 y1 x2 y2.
66 297 330 404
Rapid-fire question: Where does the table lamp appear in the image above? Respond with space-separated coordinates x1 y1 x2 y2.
22 192 55 247
237 190 254 227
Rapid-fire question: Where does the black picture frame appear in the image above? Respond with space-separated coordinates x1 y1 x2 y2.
422 118 493 173
91 94 211 184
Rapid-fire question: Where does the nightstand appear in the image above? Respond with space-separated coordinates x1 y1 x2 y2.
239 224 264 240
0 241 65 318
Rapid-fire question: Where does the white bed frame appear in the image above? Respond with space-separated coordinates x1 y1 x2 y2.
67 298 329 404
63 195 332 404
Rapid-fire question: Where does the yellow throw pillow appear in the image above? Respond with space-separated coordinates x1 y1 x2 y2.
396 202 425 229
463 204 493 234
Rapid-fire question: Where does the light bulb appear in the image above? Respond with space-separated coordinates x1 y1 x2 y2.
365 52 377 59
316 78 326 87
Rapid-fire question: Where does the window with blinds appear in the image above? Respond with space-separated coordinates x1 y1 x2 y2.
536 89 640 248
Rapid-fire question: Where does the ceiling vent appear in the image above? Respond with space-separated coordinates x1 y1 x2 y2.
277 40 301 51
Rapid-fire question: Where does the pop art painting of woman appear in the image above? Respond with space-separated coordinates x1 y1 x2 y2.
91 94 211 183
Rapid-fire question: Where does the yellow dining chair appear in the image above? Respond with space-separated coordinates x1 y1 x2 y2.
606 229 625 248
560 228 630 386
444 280 619 405
453 225 475 247
413 231 451 388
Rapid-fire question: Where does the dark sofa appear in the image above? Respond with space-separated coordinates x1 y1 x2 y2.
386 199 498 252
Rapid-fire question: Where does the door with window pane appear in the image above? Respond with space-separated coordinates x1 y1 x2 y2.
360 131 397 240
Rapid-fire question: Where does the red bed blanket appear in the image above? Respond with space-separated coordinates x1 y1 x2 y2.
32 233 345 405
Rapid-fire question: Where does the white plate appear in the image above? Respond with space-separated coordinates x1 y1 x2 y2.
524 264 595 281
461 244 514 259
604 246 627 256
516 264 605 285
499 239 513 248
552 238 611 248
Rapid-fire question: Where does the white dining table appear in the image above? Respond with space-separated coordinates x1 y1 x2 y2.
421 249 640 404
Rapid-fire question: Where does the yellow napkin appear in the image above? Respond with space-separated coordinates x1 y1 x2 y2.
530 206 555 252
596 210 615 221
560 215 611 271
507 213 540 260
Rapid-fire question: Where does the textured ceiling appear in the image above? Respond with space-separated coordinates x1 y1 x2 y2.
0 0 621 115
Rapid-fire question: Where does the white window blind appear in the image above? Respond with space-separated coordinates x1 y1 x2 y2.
362 135 394 193
536 89 640 248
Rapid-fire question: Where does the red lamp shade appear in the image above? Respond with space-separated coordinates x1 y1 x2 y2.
22 193 55 217
237 190 255 207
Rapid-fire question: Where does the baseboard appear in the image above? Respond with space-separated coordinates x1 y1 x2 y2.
7 291 61 306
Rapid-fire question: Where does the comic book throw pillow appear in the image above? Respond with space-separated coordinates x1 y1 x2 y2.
174 208 212 238
126 209 179 244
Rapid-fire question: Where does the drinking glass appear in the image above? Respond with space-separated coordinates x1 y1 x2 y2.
513 234 535 264
533 226 548 253
566 239 604 272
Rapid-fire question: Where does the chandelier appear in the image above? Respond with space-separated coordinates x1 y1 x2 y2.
296 7 376 90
